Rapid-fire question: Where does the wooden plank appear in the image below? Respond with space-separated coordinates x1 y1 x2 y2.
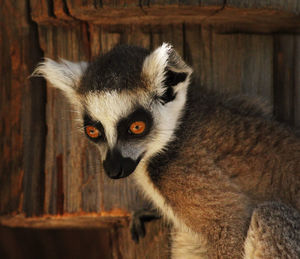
208 31 273 100
0 2 24 216
185 27 273 101
101 0 133 8
219 33 272 98
295 35 300 129
30 0 72 26
66 6 221 25
126 25 152 48
184 24 205 92
90 24 122 56
200 0 224 6
0 214 128 228
53 1 222 26
29 1 300 33
184 26 275 113
0 219 168 259
80 147 103 213
149 24 184 56
69 0 140 8
38 24 91 214
67 0 140 9
148 0 179 6
0 227 115 259
273 34 298 126
0 1 46 217
33 1 300 15
227 0 300 13
30 0 54 21
53 0 74 20
22 54 46 216
204 6 300 33
66 0 95 9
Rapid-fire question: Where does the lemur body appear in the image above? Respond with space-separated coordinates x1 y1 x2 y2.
34 44 300 258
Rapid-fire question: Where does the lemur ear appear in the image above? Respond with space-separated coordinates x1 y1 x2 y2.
142 43 192 104
33 58 88 101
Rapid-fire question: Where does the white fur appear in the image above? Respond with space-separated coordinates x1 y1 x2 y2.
243 230 256 259
33 58 88 100
142 43 172 96
171 231 209 259
133 83 190 231
146 85 188 160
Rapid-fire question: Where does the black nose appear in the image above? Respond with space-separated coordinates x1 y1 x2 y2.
103 149 141 179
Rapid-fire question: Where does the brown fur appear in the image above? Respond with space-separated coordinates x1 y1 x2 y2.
147 88 300 258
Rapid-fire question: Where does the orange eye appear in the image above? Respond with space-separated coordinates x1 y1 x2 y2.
129 121 146 135
86 125 101 138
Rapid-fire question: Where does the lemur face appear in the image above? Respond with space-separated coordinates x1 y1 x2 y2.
81 90 155 179
34 43 192 179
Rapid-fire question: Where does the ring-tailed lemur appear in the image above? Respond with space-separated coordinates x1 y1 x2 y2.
34 43 300 258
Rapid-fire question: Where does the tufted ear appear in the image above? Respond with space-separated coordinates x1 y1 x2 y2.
33 58 88 102
142 43 193 104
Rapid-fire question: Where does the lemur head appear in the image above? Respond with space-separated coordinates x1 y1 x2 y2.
34 43 192 179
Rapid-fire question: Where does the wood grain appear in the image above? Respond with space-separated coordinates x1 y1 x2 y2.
29 1 300 33
0 214 128 229
0 1 46 217
37 23 91 215
274 34 300 127
295 36 300 129
227 0 300 13
0 218 168 259
184 25 273 103
0 227 114 259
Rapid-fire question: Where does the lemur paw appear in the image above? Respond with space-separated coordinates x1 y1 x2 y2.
130 209 161 243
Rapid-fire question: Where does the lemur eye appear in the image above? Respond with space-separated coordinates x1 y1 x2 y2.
86 125 101 139
129 121 146 135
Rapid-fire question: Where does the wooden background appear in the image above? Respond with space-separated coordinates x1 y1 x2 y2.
0 1 299 258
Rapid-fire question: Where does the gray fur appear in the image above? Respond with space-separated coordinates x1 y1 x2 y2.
245 202 300 258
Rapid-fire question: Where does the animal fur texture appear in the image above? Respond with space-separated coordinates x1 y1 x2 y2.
34 43 300 258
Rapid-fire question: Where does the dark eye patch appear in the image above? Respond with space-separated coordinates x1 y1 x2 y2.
83 113 105 143
117 107 153 140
